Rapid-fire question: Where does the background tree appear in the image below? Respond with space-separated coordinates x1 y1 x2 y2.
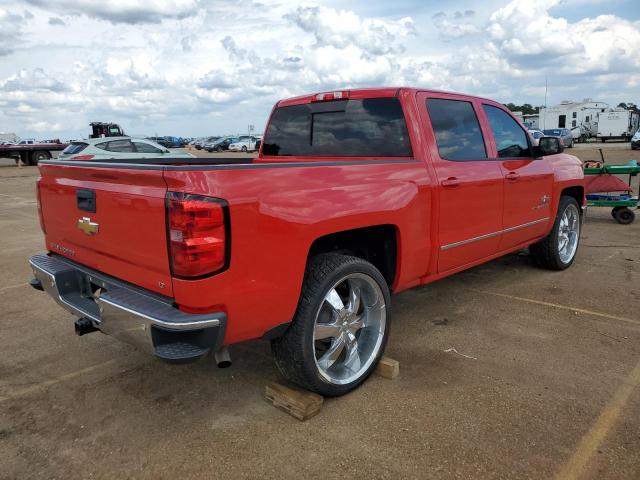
504 103 543 114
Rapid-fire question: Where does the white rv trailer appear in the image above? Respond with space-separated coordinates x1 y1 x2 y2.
539 99 608 140
596 109 640 142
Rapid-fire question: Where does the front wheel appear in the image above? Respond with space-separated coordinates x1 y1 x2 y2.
530 196 581 270
271 254 391 397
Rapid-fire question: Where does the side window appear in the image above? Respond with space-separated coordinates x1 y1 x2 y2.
426 98 486 161
482 105 531 158
133 141 163 154
95 142 108 150
105 140 134 152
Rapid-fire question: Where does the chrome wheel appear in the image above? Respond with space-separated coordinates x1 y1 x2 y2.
312 273 386 385
558 203 580 263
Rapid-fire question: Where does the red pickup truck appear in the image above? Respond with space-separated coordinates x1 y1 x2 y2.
30 88 584 396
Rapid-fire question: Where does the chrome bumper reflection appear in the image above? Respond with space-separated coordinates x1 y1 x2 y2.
29 253 225 356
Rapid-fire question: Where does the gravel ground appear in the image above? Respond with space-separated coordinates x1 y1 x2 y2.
0 143 638 479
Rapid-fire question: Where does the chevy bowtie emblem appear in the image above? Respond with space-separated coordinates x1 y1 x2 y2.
77 217 99 235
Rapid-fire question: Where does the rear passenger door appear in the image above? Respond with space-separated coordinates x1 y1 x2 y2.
418 93 504 273
480 104 553 251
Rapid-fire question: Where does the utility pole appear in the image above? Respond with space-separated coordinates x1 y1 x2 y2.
543 75 548 130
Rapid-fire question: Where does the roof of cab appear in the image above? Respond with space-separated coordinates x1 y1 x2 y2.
275 87 501 108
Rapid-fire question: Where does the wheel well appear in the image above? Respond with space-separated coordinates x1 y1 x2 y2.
561 186 584 209
308 225 398 288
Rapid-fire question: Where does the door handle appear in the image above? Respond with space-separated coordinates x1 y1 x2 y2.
441 177 460 188
505 171 520 181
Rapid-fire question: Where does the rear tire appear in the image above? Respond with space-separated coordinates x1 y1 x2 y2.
614 207 635 225
271 253 391 397
30 150 50 165
530 196 581 270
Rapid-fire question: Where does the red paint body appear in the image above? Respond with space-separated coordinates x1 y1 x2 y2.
37 88 585 345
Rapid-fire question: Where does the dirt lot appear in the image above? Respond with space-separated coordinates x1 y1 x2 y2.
1 144 639 479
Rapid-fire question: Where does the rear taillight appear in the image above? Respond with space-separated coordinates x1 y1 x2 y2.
166 192 228 278
71 155 95 160
36 178 46 234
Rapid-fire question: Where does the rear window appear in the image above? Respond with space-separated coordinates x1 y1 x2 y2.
62 142 88 155
262 97 412 157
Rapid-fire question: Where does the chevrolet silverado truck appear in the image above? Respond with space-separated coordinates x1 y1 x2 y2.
29 88 585 396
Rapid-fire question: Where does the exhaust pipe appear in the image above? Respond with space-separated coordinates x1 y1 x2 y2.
214 346 232 368
74 317 98 336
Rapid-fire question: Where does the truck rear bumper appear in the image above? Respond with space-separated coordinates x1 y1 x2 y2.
29 253 226 363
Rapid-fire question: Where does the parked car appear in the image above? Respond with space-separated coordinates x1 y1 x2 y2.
195 136 219 150
631 129 640 150
528 129 545 146
30 87 584 397
228 136 259 152
206 136 239 152
543 128 573 148
151 136 185 148
57 137 194 161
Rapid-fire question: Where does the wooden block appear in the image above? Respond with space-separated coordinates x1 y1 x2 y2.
375 356 399 379
264 381 324 421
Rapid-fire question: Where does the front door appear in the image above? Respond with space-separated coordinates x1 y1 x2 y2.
480 104 554 250
418 93 504 273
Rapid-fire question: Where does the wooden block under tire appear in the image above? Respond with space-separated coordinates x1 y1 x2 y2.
375 356 399 379
264 381 324 421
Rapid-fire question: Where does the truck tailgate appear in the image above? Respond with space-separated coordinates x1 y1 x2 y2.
38 163 173 296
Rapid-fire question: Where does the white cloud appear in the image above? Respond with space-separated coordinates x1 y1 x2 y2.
0 8 26 56
432 10 480 40
24 0 200 24
285 5 415 56
488 0 640 74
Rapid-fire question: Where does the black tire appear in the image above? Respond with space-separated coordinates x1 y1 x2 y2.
530 196 581 270
271 253 391 397
30 150 50 165
611 207 622 218
241 146 247 152
614 207 635 225
215 146 222 152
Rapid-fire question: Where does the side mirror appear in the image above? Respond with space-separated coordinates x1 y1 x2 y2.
537 137 563 156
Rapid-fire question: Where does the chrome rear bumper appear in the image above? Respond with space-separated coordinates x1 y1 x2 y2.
29 253 226 363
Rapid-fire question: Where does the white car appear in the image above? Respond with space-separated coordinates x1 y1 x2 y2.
228 136 259 152
528 129 545 146
58 137 195 161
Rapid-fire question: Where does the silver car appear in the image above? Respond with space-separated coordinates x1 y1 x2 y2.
542 128 573 148
58 137 195 161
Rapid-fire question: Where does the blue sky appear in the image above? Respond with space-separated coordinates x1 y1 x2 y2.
0 0 638 140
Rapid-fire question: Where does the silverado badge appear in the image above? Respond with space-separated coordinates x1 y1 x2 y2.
77 217 99 235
